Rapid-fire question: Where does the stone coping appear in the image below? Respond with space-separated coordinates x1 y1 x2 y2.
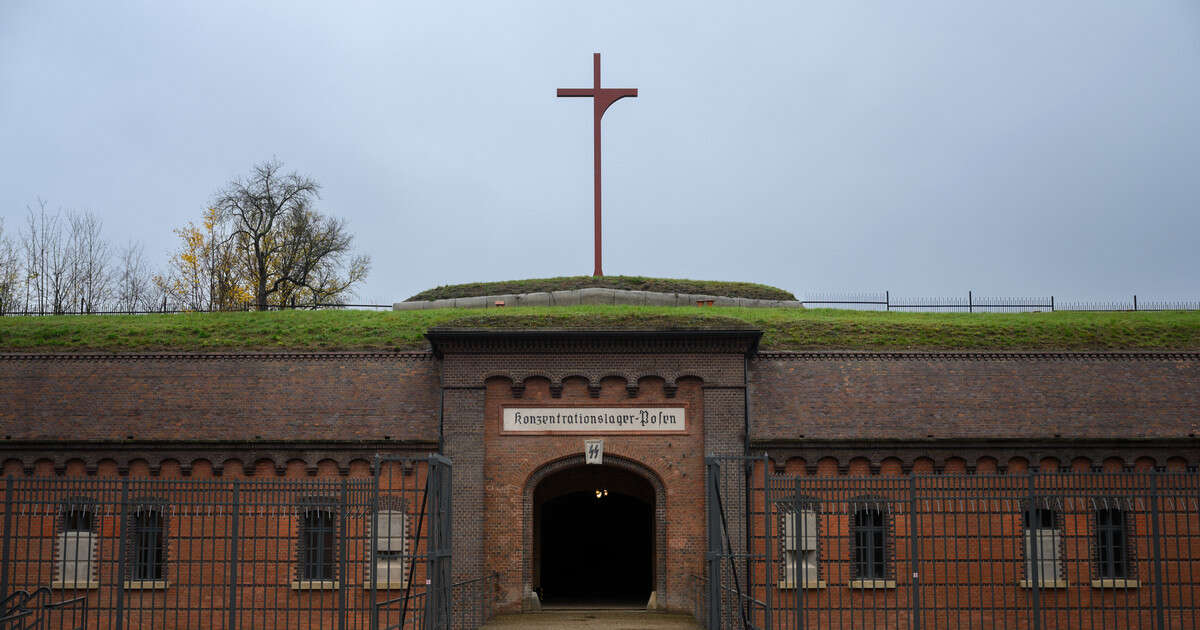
394 287 804 310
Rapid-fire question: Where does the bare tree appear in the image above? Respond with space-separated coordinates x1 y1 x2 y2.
66 210 111 313
115 240 153 313
20 199 71 314
0 218 21 314
214 159 369 309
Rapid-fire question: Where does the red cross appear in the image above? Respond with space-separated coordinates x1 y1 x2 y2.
558 53 638 277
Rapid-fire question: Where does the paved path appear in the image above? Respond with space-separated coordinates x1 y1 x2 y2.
480 610 702 629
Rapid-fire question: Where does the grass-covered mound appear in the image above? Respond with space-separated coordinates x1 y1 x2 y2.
406 276 796 301
0 307 1198 353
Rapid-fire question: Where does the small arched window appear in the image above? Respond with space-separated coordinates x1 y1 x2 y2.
370 496 408 589
852 506 889 580
127 500 168 583
776 498 819 588
298 498 339 582
54 498 98 589
1095 507 1131 579
1022 503 1063 586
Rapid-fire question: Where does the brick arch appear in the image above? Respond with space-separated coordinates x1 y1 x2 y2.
521 453 668 601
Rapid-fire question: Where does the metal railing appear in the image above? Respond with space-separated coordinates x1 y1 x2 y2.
0 588 87 629
0 302 393 316
0 454 482 630
802 292 1200 312
703 458 1200 630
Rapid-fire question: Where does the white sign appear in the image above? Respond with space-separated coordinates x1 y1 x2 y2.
503 407 686 433
585 439 604 464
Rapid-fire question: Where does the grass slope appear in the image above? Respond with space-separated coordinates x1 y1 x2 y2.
0 307 1198 353
406 276 797 301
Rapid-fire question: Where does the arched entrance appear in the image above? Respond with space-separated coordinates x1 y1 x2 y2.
527 457 662 607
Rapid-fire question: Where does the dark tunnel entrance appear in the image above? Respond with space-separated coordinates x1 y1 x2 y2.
533 464 655 607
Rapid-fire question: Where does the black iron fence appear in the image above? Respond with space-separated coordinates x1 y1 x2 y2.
0 455 489 630
0 302 393 316
702 456 1200 630
802 292 1200 313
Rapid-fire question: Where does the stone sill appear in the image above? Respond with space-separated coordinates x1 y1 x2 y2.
50 580 99 590
1092 579 1140 589
291 580 339 591
848 579 896 589
363 581 408 590
123 580 169 590
1019 579 1068 589
778 580 827 590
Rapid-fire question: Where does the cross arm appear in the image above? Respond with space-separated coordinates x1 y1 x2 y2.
557 89 594 97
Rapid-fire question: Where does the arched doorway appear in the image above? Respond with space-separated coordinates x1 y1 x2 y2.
531 462 656 607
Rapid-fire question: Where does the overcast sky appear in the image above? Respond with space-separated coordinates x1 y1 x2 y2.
2 1 1198 303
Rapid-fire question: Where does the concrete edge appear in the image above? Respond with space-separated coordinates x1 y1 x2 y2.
394 288 803 310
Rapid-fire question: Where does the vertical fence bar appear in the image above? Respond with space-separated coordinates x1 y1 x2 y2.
1026 472 1041 630
793 476 803 630
761 454 771 630
114 480 129 630
908 475 921 630
1149 472 1166 630
227 481 240 630
338 480 348 630
369 463 380 630
969 291 974 313
706 460 721 630
0 477 12 599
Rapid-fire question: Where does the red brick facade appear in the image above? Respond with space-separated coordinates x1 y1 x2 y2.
0 333 1197 624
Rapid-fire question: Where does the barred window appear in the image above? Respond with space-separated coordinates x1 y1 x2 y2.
1095 508 1130 579
778 501 819 587
55 498 97 588
299 507 337 581
369 497 408 588
1022 505 1063 585
130 508 166 581
853 508 888 580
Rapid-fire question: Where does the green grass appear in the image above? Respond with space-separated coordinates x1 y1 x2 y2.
1 307 1198 352
406 276 797 301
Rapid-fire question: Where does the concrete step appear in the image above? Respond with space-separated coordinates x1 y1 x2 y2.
480 610 702 629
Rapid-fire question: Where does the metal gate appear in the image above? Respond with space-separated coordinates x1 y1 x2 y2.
373 454 453 630
704 454 772 630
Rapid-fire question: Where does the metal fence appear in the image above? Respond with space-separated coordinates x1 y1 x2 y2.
0 454 490 630
802 292 1200 313
702 456 1200 630
0 303 393 317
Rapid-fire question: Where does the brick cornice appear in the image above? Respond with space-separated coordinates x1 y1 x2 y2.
0 351 435 362
426 328 762 357
753 351 1200 361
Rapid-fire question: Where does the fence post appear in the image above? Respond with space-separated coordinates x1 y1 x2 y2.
338 480 349 630
114 480 130 630
968 291 973 313
886 290 890 311
794 477 804 630
1134 295 1138 311
1050 296 1054 312
369 466 379 630
761 455 771 630
706 459 722 630
0 477 13 598
227 481 240 630
1026 472 1041 630
909 475 921 630
1149 472 1166 630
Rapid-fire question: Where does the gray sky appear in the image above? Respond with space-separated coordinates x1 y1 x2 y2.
2 1 1198 303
